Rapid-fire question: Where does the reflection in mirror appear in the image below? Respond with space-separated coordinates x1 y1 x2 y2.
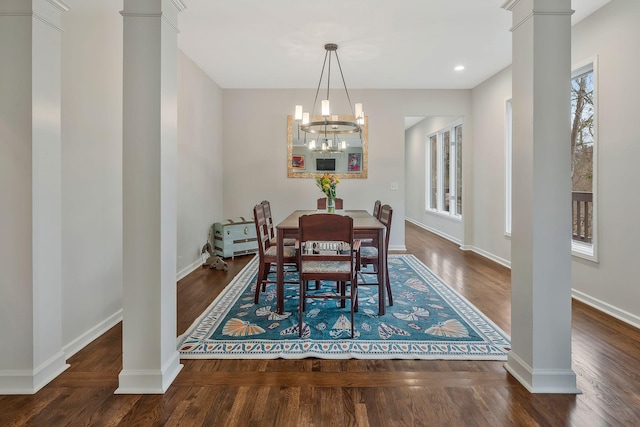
287 115 368 179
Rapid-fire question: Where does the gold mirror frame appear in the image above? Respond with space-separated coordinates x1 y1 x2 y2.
287 115 368 179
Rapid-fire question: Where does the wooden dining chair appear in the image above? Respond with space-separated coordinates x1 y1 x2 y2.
253 203 298 304
261 200 295 247
297 214 360 338
372 200 382 219
316 197 343 210
359 204 393 314
361 200 382 248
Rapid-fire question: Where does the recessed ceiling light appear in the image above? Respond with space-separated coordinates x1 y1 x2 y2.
454 65 465 71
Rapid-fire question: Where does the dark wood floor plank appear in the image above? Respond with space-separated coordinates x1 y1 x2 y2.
1 221 639 426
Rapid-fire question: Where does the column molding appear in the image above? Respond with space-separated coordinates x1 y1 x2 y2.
0 0 70 395
502 0 580 394
116 0 184 395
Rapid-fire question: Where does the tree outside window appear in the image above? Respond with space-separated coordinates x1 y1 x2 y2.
571 67 594 245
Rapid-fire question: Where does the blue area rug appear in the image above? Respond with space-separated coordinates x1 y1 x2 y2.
178 254 510 359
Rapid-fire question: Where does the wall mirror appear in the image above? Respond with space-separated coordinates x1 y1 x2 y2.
287 115 368 179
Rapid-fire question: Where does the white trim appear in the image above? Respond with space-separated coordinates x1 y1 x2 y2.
460 245 511 269
177 258 203 281
425 208 462 222
572 289 640 330
406 218 461 245
62 310 123 359
388 244 407 252
504 351 581 394
571 240 596 262
0 353 70 395
115 352 183 394
46 0 70 12
169 0 187 13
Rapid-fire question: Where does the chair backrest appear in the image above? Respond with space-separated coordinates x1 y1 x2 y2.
378 204 393 252
317 197 344 210
299 214 353 262
253 203 271 256
372 200 382 218
261 200 275 239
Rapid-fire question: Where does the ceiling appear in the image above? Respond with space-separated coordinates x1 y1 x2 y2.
177 0 611 90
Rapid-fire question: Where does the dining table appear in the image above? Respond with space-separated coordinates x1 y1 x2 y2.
275 209 387 315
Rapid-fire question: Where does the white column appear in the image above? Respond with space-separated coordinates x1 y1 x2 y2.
117 0 185 394
502 0 579 393
0 0 70 394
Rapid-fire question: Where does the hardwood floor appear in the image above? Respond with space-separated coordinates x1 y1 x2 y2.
2 221 639 426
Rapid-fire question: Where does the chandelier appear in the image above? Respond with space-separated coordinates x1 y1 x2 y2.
293 43 364 153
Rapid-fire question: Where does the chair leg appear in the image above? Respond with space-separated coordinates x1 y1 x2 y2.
254 262 266 304
386 268 393 306
377 267 385 316
350 280 357 338
339 281 346 308
299 279 304 337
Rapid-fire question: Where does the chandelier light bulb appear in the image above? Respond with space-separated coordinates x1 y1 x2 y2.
354 103 363 119
294 105 303 121
322 100 330 117
309 140 316 149
302 112 310 125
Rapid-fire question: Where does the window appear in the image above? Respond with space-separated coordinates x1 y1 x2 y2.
429 135 437 210
570 61 597 261
426 120 462 218
504 60 597 261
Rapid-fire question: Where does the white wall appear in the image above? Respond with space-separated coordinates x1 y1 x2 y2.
570 0 640 325
405 116 464 244
61 1 123 355
222 89 472 251
177 51 224 278
470 67 512 266
469 0 640 325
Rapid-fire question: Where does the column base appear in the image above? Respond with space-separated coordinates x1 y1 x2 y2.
115 351 183 394
505 351 581 394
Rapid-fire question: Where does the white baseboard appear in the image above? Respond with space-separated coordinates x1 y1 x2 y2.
406 218 640 331
0 352 70 394
177 258 202 281
572 289 640 330
460 245 511 269
504 351 581 394
405 218 461 245
63 309 123 359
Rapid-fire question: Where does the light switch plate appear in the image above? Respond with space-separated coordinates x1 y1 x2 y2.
390 181 399 191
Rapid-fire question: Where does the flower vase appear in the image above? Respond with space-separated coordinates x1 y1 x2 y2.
327 196 335 213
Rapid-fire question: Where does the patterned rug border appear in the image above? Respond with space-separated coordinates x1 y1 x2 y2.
177 254 511 360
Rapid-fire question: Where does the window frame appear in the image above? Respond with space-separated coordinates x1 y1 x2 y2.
570 57 598 262
425 119 463 220
504 58 598 262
